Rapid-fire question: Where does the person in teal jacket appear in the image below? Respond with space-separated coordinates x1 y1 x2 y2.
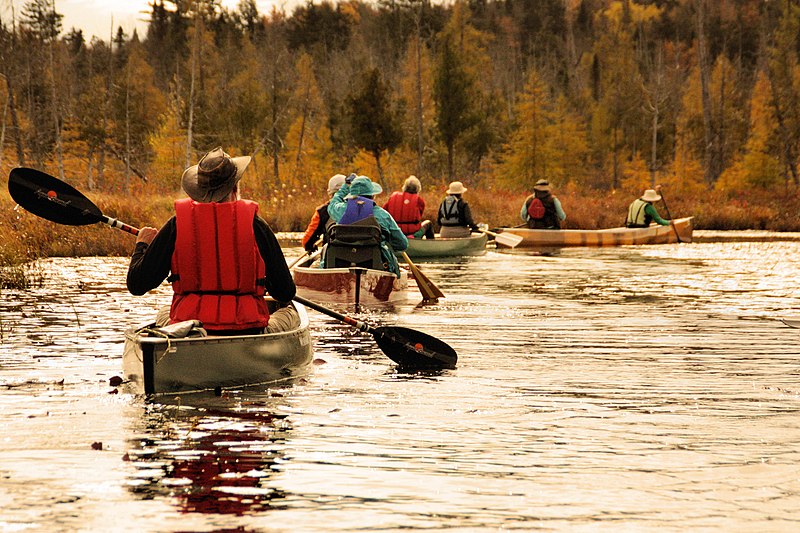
326 174 408 276
625 188 671 228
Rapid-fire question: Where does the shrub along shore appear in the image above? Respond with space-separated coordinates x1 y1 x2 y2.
2 183 799 288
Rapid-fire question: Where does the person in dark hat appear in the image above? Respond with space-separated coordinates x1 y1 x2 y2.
520 179 566 229
126 146 298 334
326 174 408 276
625 188 670 228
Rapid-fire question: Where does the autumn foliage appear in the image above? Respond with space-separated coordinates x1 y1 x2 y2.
0 0 800 255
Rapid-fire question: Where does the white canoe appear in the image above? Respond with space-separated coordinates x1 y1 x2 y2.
123 302 313 394
293 266 412 306
498 217 694 249
403 232 488 258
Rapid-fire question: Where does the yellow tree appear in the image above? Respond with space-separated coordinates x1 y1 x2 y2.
147 104 185 191
547 95 591 187
283 52 336 185
728 70 781 190
496 69 556 189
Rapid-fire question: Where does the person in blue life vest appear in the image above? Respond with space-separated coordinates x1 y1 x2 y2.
301 173 346 252
625 188 671 228
383 175 434 239
325 174 408 276
520 179 566 229
127 146 299 334
437 181 479 238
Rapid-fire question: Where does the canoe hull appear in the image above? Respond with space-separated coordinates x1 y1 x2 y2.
293 266 411 305
123 303 313 394
403 232 488 258
498 217 694 249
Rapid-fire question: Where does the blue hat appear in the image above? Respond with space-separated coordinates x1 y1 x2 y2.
347 176 383 198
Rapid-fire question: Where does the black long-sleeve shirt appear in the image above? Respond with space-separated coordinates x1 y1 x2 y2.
126 215 296 302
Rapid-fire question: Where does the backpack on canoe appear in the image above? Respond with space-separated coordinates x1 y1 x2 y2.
527 197 545 220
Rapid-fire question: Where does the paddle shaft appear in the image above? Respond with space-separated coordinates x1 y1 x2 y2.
103 216 140 236
658 189 682 243
293 294 373 333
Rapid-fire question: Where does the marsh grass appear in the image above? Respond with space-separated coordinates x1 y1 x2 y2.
2 181 799 287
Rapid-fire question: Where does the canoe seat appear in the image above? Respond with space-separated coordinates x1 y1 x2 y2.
324 223 383 270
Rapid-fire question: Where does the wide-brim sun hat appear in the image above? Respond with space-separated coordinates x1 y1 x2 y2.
347 176 383 198
641 189 661 202
446 181 467 195
327 174 347 195
403 175 422 193
533 179 551 192
182 146 251 203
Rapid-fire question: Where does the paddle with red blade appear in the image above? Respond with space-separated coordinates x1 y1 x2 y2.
8 167 458 370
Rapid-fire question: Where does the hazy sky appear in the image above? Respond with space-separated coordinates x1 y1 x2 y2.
5 0 302 41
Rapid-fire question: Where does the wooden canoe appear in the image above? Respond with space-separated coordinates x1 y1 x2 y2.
497 216 694 249
122 302 313 395
293 266 412 306
402 232 488 258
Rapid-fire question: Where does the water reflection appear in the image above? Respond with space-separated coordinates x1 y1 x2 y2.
4 243 800 530
126 394 291 516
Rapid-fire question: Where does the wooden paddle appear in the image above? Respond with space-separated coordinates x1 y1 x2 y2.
400 251 445 301
479 228 523 248
294 294 456 369
656 187 682 243
8 167 457 370
287 238 323 269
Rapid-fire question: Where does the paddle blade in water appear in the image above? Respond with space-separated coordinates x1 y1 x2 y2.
8 167 103 226
373 326 457 370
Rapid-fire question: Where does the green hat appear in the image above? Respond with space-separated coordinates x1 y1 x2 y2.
347 176 383 198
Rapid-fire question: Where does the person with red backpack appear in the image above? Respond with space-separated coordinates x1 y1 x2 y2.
520 179 566 229
383 175 434 239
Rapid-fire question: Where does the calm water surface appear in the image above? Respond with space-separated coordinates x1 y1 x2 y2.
2 240 800 532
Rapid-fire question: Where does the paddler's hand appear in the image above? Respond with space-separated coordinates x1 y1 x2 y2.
136 226 158 246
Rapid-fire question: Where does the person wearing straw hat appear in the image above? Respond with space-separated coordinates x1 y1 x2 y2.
301 173 346 253
127 146 299 334
437 181 479 238
326 174 408 276
520 179 566 229
625 188 671 228
383 175 434 240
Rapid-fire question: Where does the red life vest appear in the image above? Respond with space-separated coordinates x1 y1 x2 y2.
170 198 270 331
384 191 422 235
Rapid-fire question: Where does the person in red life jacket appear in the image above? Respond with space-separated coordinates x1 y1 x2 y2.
625 188 670 227
520 179 566 229
126 146 299 335
382 175 434 239
437 181 479 238
301 174 346 252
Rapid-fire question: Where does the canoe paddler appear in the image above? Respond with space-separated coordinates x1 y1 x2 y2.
126 146 299 335
625 187 671 228
325 174 408 277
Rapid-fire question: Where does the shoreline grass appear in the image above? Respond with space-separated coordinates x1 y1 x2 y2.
2 182 799 288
